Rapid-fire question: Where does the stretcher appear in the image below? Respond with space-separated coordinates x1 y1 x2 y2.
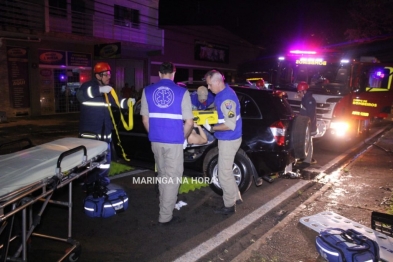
0 137 108 261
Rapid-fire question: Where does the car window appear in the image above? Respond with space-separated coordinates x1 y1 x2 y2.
236 93 261 119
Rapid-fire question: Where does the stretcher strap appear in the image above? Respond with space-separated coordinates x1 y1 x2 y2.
104 90 133 161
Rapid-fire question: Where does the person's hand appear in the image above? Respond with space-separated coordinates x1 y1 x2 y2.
127 98 136 106
99 85 113 93
183 139 188 149
203 119 213 132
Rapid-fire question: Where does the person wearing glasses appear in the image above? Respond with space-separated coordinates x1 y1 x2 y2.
203 70 243 215
296 81 317 166
77 62 126 189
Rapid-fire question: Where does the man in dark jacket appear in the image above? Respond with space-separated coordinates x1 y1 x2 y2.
77 62 129 187
297 81 317 166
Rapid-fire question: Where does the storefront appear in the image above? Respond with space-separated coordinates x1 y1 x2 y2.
37 49 92 115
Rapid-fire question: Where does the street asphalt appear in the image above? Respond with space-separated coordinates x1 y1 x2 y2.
237 123 393 262
1 114 392 261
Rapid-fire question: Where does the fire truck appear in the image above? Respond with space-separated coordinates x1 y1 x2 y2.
266 49 393 139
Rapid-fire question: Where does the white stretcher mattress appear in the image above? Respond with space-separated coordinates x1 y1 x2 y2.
0 137 108 197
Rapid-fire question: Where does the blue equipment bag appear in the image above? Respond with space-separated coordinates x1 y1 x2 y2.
315 228 379 262
84 188 128 218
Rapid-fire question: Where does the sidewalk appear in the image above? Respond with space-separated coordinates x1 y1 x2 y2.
237 124 393 262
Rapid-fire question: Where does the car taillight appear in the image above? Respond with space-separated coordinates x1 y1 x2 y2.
270 121 286 146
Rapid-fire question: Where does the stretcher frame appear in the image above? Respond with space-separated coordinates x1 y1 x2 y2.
0 138 108 262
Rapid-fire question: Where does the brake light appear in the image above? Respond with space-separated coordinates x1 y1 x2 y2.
270 121 286 146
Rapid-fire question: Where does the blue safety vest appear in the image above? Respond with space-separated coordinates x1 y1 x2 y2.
214 84 242 140
190 91 215 110
145 79 186 144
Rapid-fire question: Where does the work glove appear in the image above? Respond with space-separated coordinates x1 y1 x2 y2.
127 98 136 106
183 139 188 150
99 85 113 93
203 119 213 133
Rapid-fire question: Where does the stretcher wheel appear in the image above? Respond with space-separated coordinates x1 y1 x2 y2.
66 246 81 262
68 252 79 262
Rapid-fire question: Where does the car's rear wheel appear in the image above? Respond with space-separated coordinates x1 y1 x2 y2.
291 115 311 159
206 149 252 196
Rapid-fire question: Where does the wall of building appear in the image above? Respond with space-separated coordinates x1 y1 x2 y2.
150 26 261 84
0 0 161 118
0 2 261 118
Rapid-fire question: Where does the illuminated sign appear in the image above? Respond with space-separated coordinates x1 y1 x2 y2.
352 111 370 116
352 99 377 107
296 58 327 65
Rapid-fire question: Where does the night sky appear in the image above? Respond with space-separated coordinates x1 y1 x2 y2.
159 0 352 54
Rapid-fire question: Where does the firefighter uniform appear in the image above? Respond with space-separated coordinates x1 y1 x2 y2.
141 78 193 223
299 84 317 164
78 63 129 186
214 84 242 208
78 78 115 185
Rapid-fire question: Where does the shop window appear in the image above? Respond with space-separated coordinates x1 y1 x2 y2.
49 0 67 18
54 69 81 113
114 5 140 28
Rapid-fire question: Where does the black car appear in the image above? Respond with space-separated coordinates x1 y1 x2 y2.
112 84 310 195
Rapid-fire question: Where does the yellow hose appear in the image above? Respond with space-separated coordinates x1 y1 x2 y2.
104 89 134 161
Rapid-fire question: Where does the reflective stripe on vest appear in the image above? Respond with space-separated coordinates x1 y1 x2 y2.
87 86 94 98
149 112 183 120
82 101 111 107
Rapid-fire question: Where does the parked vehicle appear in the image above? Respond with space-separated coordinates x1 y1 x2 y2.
112 84 309 195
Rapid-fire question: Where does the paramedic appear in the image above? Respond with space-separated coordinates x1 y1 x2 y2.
203 70 243 215
190 86 215 110
141 62 194 225
297 81 317 166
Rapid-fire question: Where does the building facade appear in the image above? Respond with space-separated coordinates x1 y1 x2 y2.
1 0 161 117
0 0 260 118
150 25 261 85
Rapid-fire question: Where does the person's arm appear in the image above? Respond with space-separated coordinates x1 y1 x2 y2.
140 90 149 132
184 119 194 139
77 80 102 102
210 99 237 132
304 95 316 120
182 91 194 138
187 123 208 145
142 115 149 133
206 92 216 109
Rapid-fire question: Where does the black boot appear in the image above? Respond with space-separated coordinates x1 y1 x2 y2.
214 205 236 215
